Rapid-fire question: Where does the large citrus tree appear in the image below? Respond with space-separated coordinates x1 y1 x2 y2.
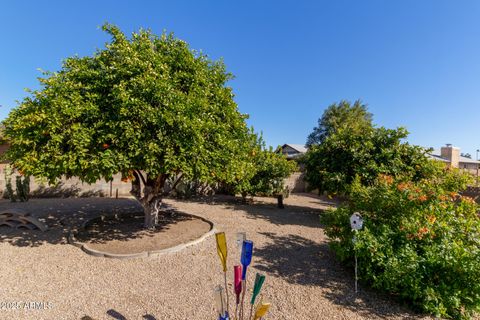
3 24 257 228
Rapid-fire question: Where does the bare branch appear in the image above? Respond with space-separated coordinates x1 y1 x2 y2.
130 170 142 202
135 169 147 186
169 172 184 194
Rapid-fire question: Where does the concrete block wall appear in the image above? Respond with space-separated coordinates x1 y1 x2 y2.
284 171 306 193
0 164 132 198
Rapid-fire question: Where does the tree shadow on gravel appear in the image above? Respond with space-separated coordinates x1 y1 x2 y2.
82 310 157 320
0 198 146 247
188 193 336 228
254 232 428 319
75 212 193 244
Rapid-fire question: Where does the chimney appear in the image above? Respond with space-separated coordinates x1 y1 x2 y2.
440 144 460 168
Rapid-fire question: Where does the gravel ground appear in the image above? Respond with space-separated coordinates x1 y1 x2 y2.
0 194 440 320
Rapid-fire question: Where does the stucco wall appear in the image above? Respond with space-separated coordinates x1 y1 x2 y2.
284 171 305 193
0 164 132 198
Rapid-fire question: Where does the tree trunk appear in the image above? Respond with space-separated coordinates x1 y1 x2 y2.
143 196 162 229
241 192 247 204
277 194 284 209
130 171 167 229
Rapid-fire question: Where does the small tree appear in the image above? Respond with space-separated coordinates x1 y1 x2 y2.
4 165 15 202
233 140 297 207
3 24 257 228
306 99 373 147
15 175 30 202
304 126 432 195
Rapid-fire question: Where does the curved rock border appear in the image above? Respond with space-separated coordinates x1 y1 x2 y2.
68 210 215 259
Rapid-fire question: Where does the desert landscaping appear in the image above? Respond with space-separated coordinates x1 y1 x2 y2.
2 3 480 319
0 194 440 320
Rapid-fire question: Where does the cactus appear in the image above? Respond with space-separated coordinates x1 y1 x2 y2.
3 165 30 202
16 175 30 202
4 165 15 202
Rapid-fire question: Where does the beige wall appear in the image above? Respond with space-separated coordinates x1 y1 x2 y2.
0 164 132 198
284 171 305 193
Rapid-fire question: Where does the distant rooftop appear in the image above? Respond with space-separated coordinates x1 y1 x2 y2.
430 148 480 164
280 144 308 160
282 144 308 153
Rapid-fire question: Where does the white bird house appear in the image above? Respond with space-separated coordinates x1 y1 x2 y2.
350 212 364 230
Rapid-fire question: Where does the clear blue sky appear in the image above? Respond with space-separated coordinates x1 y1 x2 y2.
1 1 480 156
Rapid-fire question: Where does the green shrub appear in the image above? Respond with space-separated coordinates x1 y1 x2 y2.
322 168 480 319
3 165 30 202
15 175 30 202
304 124 434 196
4 165 15 202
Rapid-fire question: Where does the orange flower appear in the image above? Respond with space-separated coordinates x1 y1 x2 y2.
408 194 415 201
379 174 394 185
417 227 429 239
102 143 110 149
439 195 448 201
418 195 428 202
427 215 436 224
418 227 429 233
397 183 408 192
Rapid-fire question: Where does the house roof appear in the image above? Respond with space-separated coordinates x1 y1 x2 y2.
459 156 480 164
430 149 480 164
281 144 308 153
427 154 450 162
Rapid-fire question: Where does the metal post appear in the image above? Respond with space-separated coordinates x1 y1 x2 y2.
355 253 358 293
476 149 479 186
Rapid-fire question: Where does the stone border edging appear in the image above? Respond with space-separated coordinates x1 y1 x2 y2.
68 210 215 260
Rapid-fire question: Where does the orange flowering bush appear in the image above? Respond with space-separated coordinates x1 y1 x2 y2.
322 166 480 319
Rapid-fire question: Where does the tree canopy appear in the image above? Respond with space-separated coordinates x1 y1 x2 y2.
3 24 257 227
304 125 433 195
232 137 297 202
306 100 373 147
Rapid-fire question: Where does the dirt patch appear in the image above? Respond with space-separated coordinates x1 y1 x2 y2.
76 212 212 255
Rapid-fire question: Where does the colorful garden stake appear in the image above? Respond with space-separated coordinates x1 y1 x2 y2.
234 265 242 319
216 232 230 314
216 232 228 271
253 302 271 320
249 273 266 320
236 232 246 249
240 240 253 320
214 285 228 319
241 240 253 280
213 236 269 320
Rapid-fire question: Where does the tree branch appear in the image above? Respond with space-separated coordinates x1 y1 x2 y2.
135 169 147 185
130 170 142 202
169 172 184 194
